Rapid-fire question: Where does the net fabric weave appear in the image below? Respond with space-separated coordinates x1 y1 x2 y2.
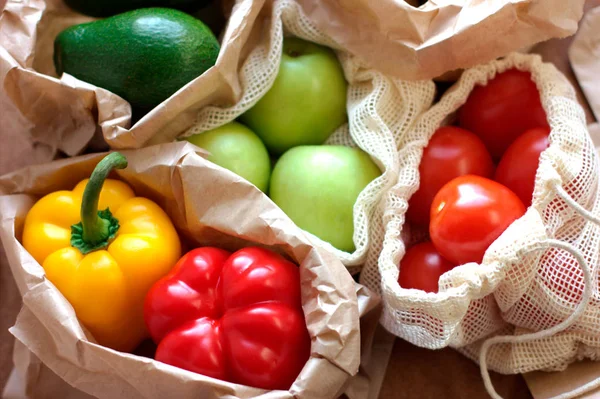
360 52 600 374
182 0 436 267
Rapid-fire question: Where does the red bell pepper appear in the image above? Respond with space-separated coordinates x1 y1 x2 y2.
144 246 311 390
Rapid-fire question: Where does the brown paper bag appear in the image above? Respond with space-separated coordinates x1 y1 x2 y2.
2 341 96 399
296 0 586 81
569 6 600 123
525 358 600 399
1 285 387 399
2 290 389 399
1 0 114 155
0 141 381 399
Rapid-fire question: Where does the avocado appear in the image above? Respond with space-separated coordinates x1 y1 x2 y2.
54 8 220 114
64 0 212 18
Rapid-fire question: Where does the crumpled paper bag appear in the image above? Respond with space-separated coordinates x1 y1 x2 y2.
296 0 586 80
0 141 381 399
2 288 388 399
569 6 600 123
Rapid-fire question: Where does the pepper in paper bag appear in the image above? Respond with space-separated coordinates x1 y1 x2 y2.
22 152 182 352
144 246 311 390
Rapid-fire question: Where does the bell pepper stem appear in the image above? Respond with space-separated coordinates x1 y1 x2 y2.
71 152 128 254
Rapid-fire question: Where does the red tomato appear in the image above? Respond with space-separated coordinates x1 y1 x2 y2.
494 127 551 207
430 175 526 265
458 69 549 159
398 242 456 293
407 126 494 226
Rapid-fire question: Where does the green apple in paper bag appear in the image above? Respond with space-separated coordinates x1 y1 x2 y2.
269 146 381 252
240 38 348 155
185 122 271 192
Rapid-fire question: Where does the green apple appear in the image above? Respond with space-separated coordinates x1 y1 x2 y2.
184 121 271 192
269 145 381 252
239 37 348 155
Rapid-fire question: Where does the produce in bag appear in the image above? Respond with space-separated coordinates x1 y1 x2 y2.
184 121 272 192
145 246 311 390
0 0 234 156
166 0 436 267
0 142 379 399
180 32 379 254
21 152 181 352
428 175 526 266
53 8 220 117
360 53 600 397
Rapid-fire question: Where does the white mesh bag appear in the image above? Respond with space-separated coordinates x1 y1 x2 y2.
181 0 436 267
360 52 600 397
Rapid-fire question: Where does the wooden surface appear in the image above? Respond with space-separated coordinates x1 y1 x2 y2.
1 2 598 397
379 339 532 399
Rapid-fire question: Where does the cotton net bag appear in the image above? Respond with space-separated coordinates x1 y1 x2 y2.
359 52 600 398
160 0 435 268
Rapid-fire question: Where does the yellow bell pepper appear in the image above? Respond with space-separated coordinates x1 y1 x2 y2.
22 153 181 352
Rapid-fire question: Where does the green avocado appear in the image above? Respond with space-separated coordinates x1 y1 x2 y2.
64 0 212 18
54 8 220 114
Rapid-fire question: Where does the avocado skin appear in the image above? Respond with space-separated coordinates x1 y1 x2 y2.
54 8 220 113
64 0 212 18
